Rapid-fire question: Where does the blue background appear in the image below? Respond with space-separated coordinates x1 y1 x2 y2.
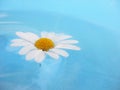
0 0 120 90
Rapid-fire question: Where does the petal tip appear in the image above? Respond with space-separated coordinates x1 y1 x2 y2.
76 47 81 50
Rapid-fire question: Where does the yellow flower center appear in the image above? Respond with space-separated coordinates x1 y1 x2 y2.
34 38 55 51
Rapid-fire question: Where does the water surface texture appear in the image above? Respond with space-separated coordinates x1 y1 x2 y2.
0 0 120 90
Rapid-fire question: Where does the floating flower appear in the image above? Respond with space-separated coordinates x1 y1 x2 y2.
11 32 80 63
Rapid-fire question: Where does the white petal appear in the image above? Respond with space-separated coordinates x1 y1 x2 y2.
56 44 80 50
41 32 54 40
16 32 24 37
26 50 38 60
56 34 72 41
41 32 49 37
35 51 45 63
19 45 36 55
16 32 39 43
11 41 31 47
59 40 79 44
40 32 57 42
51 48 69 57
11 39 25 43
45 32 56 40
46 51 59 60
26 32 39 41
41 32 72 41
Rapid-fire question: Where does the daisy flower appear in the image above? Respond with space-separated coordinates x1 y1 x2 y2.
11 32 80 63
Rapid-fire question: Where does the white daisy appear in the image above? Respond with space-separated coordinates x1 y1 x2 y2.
11 32 80 63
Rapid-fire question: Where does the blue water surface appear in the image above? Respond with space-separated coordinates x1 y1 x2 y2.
0 0 120 90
